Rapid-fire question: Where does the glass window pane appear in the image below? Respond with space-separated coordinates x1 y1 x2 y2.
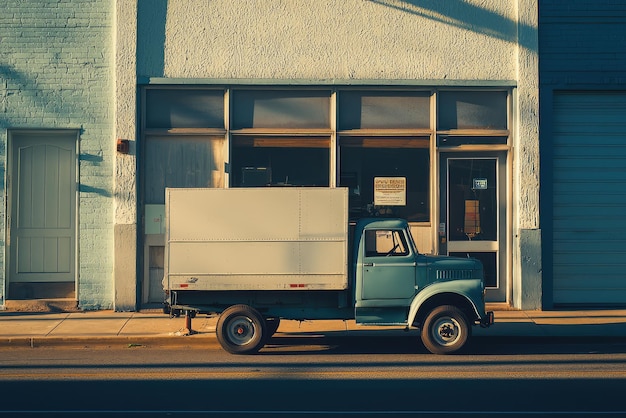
447 159 497 241
231 137 330 187
365 230 409 257
438 91 507 130
340 144 430 221
144 136 225 203
438 136 508 147
339 91 430 129
145 89 224 129
340 137 429 149
232 90 331 129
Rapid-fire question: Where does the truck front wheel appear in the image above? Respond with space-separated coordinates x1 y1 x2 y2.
421 305 469 354
216 305 266 354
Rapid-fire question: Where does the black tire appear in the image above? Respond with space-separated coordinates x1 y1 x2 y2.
216 305 266 354
265 317 281 337
421 305 470 354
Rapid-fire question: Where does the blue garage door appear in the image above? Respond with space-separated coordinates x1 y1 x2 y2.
552 92 626 305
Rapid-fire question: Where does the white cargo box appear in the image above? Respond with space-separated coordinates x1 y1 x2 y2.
164 187 349 291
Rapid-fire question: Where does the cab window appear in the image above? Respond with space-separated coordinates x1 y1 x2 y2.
365 230 409 257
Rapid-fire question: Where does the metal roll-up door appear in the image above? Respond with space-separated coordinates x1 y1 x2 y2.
552 92 626 305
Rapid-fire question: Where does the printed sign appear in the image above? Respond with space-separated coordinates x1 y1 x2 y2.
473 178 488 190
374 177 406 206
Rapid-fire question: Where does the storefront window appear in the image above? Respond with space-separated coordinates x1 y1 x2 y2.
230 89 332 188
438 136 508 147
447 158 497 241
340 138 430 222
145 88 224 129
140 85 510 301
231 137 330 187
339 91 430 129
144 135 224 204
438 91 507 130
232 90 331 129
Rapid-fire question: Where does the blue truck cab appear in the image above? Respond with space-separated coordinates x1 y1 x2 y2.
352 218 493 353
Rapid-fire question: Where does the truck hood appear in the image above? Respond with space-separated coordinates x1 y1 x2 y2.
422 254 484 280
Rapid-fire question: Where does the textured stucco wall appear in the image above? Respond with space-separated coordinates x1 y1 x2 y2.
114 0 138 311
514 0 541 308
515 229 542 309
0 0 115 309
138 0 518 81
516 0 540 230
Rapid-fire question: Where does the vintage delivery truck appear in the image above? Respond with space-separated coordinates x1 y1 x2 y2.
163 187 493 354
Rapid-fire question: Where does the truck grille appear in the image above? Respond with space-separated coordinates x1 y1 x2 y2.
436 270 473 280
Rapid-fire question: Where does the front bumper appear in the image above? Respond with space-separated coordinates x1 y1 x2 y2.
480 311 495 327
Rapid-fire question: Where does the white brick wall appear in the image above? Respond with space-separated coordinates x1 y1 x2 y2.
0 0 115 309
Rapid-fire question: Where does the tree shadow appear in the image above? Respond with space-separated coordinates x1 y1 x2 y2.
369 0 536 53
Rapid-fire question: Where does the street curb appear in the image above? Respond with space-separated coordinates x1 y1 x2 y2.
0 335 220 349
2 333 625 349
0 330 412 349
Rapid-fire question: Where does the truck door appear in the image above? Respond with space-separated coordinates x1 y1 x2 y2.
356 228 416 324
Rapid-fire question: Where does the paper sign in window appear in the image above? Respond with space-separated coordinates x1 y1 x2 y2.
374 177 406 206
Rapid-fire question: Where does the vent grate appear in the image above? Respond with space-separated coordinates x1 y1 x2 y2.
436 270 473 280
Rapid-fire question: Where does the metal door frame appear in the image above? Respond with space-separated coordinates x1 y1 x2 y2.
439 152 508 302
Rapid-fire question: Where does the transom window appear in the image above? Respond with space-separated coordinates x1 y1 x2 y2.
231 90 331 129
145 88 224 129
338 91 430 130
438 91 507 130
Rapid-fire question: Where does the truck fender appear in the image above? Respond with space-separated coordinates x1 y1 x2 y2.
407 280 482 328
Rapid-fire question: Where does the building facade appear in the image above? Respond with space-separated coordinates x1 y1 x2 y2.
6 0 619 312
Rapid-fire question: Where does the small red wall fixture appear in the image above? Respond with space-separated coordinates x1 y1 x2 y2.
117 139 130 154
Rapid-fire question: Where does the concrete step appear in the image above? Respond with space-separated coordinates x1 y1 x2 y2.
3 299 79 313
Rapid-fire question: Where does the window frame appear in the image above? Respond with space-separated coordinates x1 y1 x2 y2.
435 89 511 151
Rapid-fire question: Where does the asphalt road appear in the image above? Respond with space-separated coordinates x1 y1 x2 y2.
1 335 626 417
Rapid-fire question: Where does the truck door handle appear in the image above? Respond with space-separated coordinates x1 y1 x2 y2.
364 263 374 267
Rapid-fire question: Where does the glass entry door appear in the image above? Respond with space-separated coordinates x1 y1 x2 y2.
440 154 507 302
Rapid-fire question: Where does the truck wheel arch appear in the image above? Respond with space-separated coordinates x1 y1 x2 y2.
409 292 479 329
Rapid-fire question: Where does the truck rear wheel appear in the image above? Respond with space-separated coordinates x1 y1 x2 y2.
421 305 469 354
216 305 266 354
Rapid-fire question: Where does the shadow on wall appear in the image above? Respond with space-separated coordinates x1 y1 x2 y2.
0 63 104 131
0 64 31 130
137 0 168 78
370 0 537 53
134 0 535 80
0 64 112 198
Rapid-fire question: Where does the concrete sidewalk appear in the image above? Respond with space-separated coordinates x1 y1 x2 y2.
1 308 626 348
